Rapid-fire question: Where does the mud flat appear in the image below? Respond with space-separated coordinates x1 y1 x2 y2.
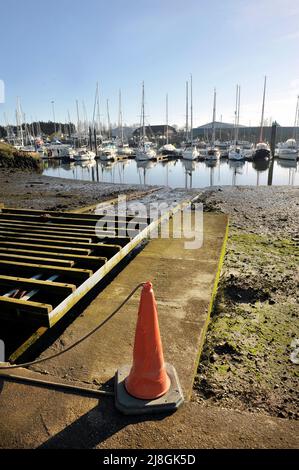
0 169 158 211
194 186 299 420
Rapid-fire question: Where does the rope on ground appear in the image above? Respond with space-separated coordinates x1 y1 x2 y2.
0 282 146 370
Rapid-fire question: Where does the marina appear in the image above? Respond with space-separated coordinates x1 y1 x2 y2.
42 156 299 187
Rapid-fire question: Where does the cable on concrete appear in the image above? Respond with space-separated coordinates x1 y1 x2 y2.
0 282 146 370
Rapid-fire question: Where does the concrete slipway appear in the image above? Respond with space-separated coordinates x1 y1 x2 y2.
0 212 298 448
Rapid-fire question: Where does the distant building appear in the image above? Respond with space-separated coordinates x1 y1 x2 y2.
132 125 177 140
196 121 239 130
192 121 299 142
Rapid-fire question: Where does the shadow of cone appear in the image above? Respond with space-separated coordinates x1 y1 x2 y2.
125 281 171 399
115 281 184 415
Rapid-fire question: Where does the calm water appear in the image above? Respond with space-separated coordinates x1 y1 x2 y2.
42 157 299 188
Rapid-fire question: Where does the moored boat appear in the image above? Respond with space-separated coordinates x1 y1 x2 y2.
73 148 96 161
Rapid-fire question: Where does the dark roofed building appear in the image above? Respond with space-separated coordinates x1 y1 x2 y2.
196 121 243 129
192 121 297 143
132 125 177 140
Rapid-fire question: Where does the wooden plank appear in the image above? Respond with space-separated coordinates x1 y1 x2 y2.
0 253 74 267
0 219 140 236
0 296 52 325
0 212 150 226
0 231 92 243
1 207 150 224
46 202 176 328
0 236 122 256
0 241 91 256
0 259 93 282
0 247 107 267
0 227 126 242
9 326 48 363
0 275 76 296
0 222 116 238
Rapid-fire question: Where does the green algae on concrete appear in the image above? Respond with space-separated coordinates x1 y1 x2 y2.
196 227 299 419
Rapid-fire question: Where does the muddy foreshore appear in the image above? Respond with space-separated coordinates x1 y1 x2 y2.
0 169 159 211
194 186 299 420
1 169 298 422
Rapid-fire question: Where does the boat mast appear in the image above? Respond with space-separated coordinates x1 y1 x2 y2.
293 95 299 140
82 100 88 139
92 82 99 133
190 74 193 142
67 110 71 139
185 81 189 142
212 88 216 146
142 81 145 149
166 93 169 145
233 85 238 146
106 99 111 140
259 75 267 142
236 85 241 143
96 86 101 137
76 99 81 147
220 114 222 141
234 84 240 146
16 97 24 146
118 89 124 144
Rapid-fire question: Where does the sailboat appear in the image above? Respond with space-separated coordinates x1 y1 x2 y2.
182 75 199 160
135 82 157 161
159 94 177 156
206 88 220 160
117 90 134 157
253 76 271 161
100 99 117 160
276 96 299 160
228 85 243 161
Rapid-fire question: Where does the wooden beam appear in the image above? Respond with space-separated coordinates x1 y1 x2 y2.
1 207 150 224
0 253 74 267
0 296 52 325
0 241 91 256
8 326 48 363
0 237 121 256
0 219 140 236
0 231 92 243
0 247 107 267
0 275 76 296
0 259 93 282
0 222 116 238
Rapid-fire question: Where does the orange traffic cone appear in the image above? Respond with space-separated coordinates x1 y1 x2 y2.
125 281 171 400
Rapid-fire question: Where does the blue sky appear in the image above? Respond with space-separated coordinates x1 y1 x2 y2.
1 0 299 128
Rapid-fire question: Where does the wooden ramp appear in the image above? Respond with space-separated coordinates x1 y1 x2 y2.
26 213 229 400
0 205 180 362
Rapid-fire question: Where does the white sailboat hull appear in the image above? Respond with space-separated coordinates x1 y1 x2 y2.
228 150 244 161
276 149 298 160
117 146 134 156
205 148 220 160
182 148 199 160
74 150 96 161
135 148 157 161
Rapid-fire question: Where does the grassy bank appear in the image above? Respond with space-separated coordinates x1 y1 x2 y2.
0 142 41 171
